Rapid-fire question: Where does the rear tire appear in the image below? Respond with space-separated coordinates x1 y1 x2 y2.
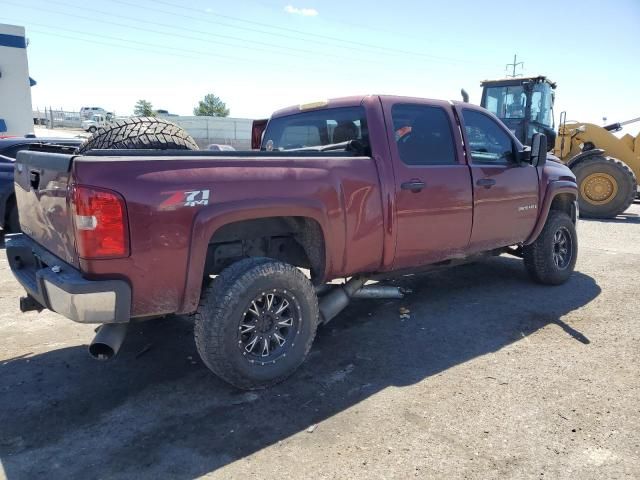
572 156 636 218
77 117 199 153
194 258 319 390
523 211 577 285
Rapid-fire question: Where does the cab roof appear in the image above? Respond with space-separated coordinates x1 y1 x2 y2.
480 75 557 89
269 94 458 119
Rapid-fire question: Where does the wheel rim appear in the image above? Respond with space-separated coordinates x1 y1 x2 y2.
237 290 301 365
580 172 618 205
552 227 572 270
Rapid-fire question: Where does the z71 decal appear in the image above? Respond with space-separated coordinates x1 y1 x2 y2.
160 190 210 210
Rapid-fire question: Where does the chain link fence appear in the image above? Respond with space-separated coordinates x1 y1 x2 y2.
31 109 254 149
33 107 84 129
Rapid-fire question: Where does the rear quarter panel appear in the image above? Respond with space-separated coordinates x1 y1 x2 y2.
72 155 384 317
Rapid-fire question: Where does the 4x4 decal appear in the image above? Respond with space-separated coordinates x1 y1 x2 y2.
160 190 210 210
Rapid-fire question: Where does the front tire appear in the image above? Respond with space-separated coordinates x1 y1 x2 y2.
194 258 319 390
523 211 577 285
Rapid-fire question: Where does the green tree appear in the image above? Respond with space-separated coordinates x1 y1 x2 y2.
193 94 230 117
134 99 155 116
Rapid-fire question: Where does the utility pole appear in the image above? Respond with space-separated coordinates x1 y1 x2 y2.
505 54 524 78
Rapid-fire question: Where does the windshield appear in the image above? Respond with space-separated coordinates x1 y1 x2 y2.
261 106 368 152
485 83 555 129
484 86 526 119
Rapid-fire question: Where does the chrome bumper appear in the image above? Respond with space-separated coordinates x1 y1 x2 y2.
5 233 131 324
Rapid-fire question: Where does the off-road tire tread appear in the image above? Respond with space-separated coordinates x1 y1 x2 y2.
194 257 318 390
77 117 199 153
523 211 577 285
572 155 636 218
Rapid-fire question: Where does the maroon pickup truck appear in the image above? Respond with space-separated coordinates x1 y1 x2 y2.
6 96 579 389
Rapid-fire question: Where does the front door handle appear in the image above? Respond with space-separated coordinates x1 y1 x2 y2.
401 180 426 192
476 178 496 188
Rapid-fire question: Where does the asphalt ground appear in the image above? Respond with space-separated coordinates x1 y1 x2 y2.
1 202 639 479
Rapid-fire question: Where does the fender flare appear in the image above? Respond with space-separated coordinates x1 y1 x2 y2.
565 148 605 169
178 198 334 314
524 180 578 245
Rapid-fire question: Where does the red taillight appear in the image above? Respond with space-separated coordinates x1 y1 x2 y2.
71 185 129 259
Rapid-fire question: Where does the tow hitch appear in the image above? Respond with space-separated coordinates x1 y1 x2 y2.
19 295 43 313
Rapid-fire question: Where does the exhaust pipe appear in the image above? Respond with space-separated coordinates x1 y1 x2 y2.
318 279 407 324
351 285 404 299
89 323 128 360
318 277 367 324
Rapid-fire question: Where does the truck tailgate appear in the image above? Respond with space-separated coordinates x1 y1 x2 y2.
13 151 79 267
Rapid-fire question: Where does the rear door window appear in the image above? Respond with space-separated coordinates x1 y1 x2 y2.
391 104 457 165
262 107 368 152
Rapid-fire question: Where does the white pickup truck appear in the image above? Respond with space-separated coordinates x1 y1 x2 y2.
82 114 109 133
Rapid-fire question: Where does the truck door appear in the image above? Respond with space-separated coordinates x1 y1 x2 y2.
457 107 539 251
382 100 473 269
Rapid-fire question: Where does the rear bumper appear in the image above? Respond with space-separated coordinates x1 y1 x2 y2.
5 233 131 323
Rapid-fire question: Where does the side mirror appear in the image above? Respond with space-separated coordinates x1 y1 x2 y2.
530 133 547 167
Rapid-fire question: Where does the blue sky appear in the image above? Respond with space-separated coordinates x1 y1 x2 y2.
3 0 640 133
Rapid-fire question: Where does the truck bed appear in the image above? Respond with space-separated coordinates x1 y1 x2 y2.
14 148 384 317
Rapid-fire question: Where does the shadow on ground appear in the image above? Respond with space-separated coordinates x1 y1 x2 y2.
0 257 600 479
581 210 640 224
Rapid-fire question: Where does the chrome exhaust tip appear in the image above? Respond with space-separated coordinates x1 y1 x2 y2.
88 323 128 360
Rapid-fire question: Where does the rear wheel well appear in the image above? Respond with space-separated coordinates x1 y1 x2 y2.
205 216 326 284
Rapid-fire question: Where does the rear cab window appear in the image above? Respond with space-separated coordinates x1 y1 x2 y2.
0 144 28 159
262 107 369 154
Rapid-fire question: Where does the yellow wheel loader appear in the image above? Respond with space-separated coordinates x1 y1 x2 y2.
479 76 639 218
555 116 639 218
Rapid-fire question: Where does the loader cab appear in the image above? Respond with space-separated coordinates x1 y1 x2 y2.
480 76 556 150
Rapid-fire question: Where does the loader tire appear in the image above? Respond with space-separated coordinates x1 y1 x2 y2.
571 156 636 218
194 257 319 390
77 117 199 153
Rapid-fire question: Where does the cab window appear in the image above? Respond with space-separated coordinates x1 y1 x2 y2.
484 86 527 119
262 107 368 152
392 104 457 165
462 109 515 164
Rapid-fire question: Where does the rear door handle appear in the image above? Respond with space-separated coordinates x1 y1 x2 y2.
401 180 426 192
476 178 496 188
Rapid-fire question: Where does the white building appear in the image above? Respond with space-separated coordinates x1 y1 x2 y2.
0 24 33 136
169 116 253 150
